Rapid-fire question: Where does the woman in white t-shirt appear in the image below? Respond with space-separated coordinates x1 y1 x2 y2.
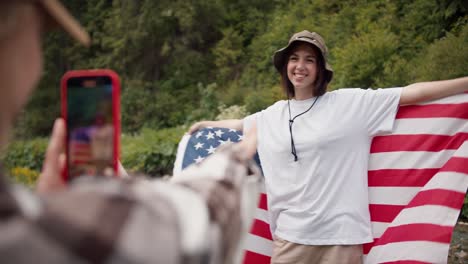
188 30 468 264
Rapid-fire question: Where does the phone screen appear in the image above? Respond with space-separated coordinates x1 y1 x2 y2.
66 76 114 179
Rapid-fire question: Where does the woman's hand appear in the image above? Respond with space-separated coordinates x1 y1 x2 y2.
188 121 208 135
36 118 67 194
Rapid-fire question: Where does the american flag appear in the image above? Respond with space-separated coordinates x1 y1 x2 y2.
177 127 244 169
174 93 468 264
69 127 93 165
69 141 92 165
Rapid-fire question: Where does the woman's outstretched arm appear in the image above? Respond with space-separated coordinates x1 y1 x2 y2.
400 76 468 105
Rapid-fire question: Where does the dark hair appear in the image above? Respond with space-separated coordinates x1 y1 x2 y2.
279 42 328 98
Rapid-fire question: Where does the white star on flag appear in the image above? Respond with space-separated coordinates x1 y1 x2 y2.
218 138 232 146
205 131 215 140
214 129 225 138
194 142 204 150
229 128 237 132
207 145 216 154
195 131 203 138
238 134 244 141
194 156 204 163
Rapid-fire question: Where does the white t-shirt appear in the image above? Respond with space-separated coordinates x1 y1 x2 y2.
244 88 402 245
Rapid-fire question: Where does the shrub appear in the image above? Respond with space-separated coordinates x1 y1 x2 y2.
185 82 220 124
462 194 468 220
408 23 468 82
8 167 40 187
215 104 249 120
1 138 46 186
2 126 186 183
333 28 399 88
121 126 186 177
2 138 48 172
245 85 284 114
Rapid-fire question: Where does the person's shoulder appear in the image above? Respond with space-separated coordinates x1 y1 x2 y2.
330 87 400 98
332 87 402 93
328 87 402 105
272 99 287 107
330 88 365 95
264 100 287 111
246 100 285 118
325 88 365 101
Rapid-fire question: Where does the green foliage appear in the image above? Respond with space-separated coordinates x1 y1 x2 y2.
462 194 468 220
2 138 48 172
121 79 204 133
334 28 399 88
215 80 248 107
14 0 468 138
216 104 249 121
3 127 186 185
8 167 40 187
245 85 284 114
213 28 244 80
121 126 186 177
408 23 468 82
186 83 220 124
120 80 154 133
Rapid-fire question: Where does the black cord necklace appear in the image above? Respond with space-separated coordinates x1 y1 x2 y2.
287 96 320 161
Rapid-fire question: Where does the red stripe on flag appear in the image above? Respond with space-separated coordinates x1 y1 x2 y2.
363 240 377 254
258 193 268 210
371 133 468 152
368 169 438 187
375 224 453 246
440 157 468 174
71 150 91 156
250 219 273 240
396 103 468 119
407 189 465 209
70 142 90 148
242 250 270 264
369 204 405 222
369 190 465 224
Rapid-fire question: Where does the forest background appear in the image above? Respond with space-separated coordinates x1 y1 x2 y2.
2 0 468 216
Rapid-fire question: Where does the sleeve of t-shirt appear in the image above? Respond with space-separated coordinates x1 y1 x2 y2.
242 101 282 135
360 87 402 136
243 113 258 135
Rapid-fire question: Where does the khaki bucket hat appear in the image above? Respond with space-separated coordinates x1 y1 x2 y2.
37 0 90 46
273 30 333 83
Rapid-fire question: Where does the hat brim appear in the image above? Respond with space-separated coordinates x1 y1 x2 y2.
273 39 333 83
39 0 90 46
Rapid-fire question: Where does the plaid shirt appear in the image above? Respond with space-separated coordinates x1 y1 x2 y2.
0 145 261 264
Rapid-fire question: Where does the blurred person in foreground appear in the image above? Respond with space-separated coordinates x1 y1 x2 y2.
0 1 260 263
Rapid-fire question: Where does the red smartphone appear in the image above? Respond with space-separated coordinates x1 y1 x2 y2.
60 69 121 182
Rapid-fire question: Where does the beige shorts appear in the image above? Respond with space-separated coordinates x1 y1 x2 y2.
271 236 363 264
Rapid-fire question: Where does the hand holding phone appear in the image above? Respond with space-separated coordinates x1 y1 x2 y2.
36 118 67 193
61 69 120 181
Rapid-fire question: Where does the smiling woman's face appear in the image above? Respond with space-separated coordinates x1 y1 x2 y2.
286 43 319 99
